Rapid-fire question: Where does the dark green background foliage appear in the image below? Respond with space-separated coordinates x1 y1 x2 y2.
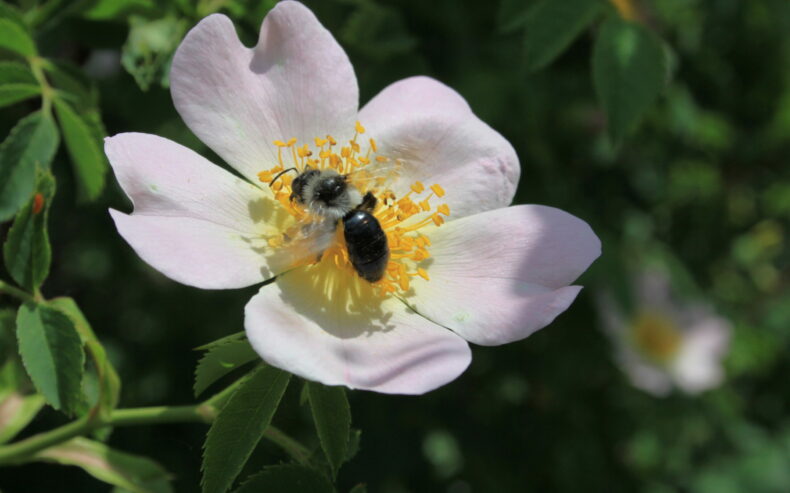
1 0 789 491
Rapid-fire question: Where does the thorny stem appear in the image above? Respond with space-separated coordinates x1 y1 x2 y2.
0 378 310 466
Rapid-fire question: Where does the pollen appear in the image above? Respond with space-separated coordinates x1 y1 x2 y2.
631 310 683 364
258 122 450 298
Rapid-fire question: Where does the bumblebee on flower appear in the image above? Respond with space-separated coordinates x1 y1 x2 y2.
105 1 601 394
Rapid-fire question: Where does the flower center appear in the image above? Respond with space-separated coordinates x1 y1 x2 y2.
630 310 682 364
257 122 450 296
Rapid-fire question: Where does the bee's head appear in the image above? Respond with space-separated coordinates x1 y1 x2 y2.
290 169 320 204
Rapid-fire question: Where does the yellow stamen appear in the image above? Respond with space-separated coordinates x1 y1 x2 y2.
258 123 450 297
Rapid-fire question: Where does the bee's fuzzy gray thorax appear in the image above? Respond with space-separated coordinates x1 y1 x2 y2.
303 169 362 221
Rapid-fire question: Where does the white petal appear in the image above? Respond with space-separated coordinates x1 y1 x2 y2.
359 76 520 219
244 266 472 395
170 3 359 183
409 205 600 345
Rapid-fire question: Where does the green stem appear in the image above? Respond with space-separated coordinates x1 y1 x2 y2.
0 281 35 304
0 381 310 466
27 57 53 116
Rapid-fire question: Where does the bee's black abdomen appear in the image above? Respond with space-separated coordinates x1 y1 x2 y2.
343 210 389 283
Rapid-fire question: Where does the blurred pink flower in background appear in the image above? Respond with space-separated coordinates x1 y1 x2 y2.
598 270 731 396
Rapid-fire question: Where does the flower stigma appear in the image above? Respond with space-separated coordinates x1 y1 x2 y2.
257 122 450 297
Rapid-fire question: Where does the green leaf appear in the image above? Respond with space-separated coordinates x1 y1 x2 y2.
307 382 351 479
0 112 58 222
195 331 247 351
81 0 158 20
43 60 98 110
523 0 602 71
194 337 258 397
0 61 36 84
16 303 85 414
0 18 36 57
49 297 121 414
122 15 187 90
592 16 669 146
3 171 56 290
0 83 40 107
0 60 40 107
34 437 173 493
54 98 107 201
496 0 532 34
202 365 290 493
0 391 45 443
233 464 333 493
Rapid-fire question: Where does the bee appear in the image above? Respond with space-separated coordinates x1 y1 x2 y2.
270 167 390 283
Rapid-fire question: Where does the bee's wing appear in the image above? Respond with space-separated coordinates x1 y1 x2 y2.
347 159 403 194
267 218 337 273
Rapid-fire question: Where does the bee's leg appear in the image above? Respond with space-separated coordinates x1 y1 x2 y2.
358 191 377 212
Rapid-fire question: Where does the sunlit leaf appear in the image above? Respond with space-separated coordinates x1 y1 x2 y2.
202 365 290 493
233 464 333 493
592 16 669 145
307 382 351 479
54 98 108 201
34 437 172 493
194 336 258 397
0 111 58 222
3 170 56 290
523 0 602 71
122 15 186 90
16 303 85 414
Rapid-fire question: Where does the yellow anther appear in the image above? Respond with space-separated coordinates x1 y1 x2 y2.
437 204 450 216
273 140 288 147
421 235 431 246
417 268 430 281
375 156 389 163
419 200 431 211
286 137 297 146
355 121 366 134
315 137 328 147
341 147 351 158
430 184 445 197
327 135 337 146
359 156 370 165
410 181 425 194
432 214 444 226
257 170 273 182
369 138 377 153
350 140 361 153
398 275 410 292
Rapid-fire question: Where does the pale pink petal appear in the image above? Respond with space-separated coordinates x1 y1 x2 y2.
672 314 731 394
110 211 272 289
170 2 359 183
244 269 472 395
105 133 279 289
409 205 600 345
106 133 274 232
359 76 520 219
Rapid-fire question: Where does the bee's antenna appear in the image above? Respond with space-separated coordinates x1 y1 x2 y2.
269 167 298 187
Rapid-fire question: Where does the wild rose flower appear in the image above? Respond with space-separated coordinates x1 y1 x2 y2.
598 270 731 396
105 1 601 394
